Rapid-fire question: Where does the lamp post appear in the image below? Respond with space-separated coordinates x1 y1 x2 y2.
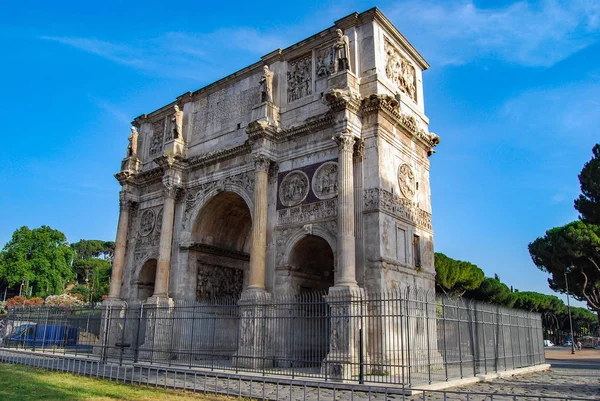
565 266 576 354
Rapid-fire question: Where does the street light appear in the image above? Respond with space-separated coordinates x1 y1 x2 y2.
565 265 576 355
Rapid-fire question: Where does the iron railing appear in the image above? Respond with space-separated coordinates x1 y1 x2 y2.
0 288 545 387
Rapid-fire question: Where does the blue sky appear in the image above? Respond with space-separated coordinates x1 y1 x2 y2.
1 0 598 305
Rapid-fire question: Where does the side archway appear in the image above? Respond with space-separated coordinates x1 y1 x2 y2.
136 258 157 301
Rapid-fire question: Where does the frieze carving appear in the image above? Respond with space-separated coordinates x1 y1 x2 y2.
312 162 338 200
364 188 432 231
279 171 309 207
287 54 312 103
149 119 165 156
196 264 244 300
155 208 163 233
316 45 334 78
277 198 337 225
275 227 294 266
384 40 417 102
139 209 156 237
397 164 416 200
182 171 255 229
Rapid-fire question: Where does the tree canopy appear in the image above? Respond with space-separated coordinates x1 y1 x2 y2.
528 220 600 313
465 276 516 307
575 144 600 225
434 252 485 296
0 226 75 298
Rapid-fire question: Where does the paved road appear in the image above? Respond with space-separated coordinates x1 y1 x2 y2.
440 348 600 400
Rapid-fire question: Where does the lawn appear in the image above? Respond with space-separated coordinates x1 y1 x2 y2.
0 363 236 401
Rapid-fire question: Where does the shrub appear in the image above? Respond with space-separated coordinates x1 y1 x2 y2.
6 296 26 308
0 301 6 315
24 297 44 306
70 284 90 302
44 294 85 307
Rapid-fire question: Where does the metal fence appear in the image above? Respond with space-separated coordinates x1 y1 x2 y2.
0 288 545 387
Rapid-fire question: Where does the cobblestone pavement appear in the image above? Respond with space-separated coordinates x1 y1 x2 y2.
1 348 599 401
439 349 600 400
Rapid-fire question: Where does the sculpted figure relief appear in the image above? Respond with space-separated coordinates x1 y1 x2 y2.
127 126 139 157
287 55 312 103
259 65 274 103
139 209 156 237
384 41 417 102
312 162 338 200
398 163 416 200
279 171 309 207
333 29 350 73
171 105 184 141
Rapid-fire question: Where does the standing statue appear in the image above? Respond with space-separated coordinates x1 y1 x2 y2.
127 126 139 157
333 28 350 73
259 65 274 103
171 105 184 140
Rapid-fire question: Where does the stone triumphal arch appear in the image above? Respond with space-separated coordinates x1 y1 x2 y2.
103 8 440 377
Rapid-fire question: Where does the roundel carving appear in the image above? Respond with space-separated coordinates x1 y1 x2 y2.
397 163 416 200
139 209 156 236
279 171 309 207
312 162 338 200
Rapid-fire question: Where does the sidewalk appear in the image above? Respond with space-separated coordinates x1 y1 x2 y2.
443 348 600 399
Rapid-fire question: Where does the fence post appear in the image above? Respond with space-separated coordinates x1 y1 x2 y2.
441 297 448 381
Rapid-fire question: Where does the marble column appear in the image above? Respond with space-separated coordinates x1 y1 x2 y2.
107 194 131 299
334 131 357 287
152 185 178 298
353 139 365 286
246 156 270 292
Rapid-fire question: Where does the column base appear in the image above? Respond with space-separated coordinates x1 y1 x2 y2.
94 298 127 358
232 290 273 369
137 296 175 363
321 285 366 381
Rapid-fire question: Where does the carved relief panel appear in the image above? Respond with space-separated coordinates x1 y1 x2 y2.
312 162 338 200
149 119 165 156
287 54 312 103
196 264 244 300
397 163 416 201
279 171 310 207
315 45 334 78
384 40 417 102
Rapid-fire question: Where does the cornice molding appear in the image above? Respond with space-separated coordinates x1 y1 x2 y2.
187 143 252 168
361 94 440 154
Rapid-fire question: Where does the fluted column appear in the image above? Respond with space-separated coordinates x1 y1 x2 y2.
152 185 178 298
107 194 131 299
353 139 365 286
334 131 358 287
247 156 270 292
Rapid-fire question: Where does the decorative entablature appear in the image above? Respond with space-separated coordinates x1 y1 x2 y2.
361 94 440 155
277 112 335 142
187 143 252 168
364 188 432 232
323 88 361 114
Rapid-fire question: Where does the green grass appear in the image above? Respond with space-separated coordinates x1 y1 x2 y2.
0 363 236 401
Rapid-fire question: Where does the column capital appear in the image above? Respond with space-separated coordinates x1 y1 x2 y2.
253 155 271 172
353 138 365 162
163 184 182 200
118 191 136 210
333 130 355 153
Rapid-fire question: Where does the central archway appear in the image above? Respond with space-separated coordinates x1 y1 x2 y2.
191 191 252 300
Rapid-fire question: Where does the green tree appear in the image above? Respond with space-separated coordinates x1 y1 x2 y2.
70 239 114 302
528 220 600 313
0 226 75 298
465 276 515 307
434 252 485 296
574 144 600 225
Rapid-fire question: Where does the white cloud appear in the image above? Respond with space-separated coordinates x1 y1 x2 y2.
386 0 600 67
40 28 290 81
502 82 600 135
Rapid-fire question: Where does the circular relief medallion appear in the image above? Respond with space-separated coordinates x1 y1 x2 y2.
397 163 416 200
139 209 156 237
279 171 310 207
155 208 163 233
312 162 338 200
